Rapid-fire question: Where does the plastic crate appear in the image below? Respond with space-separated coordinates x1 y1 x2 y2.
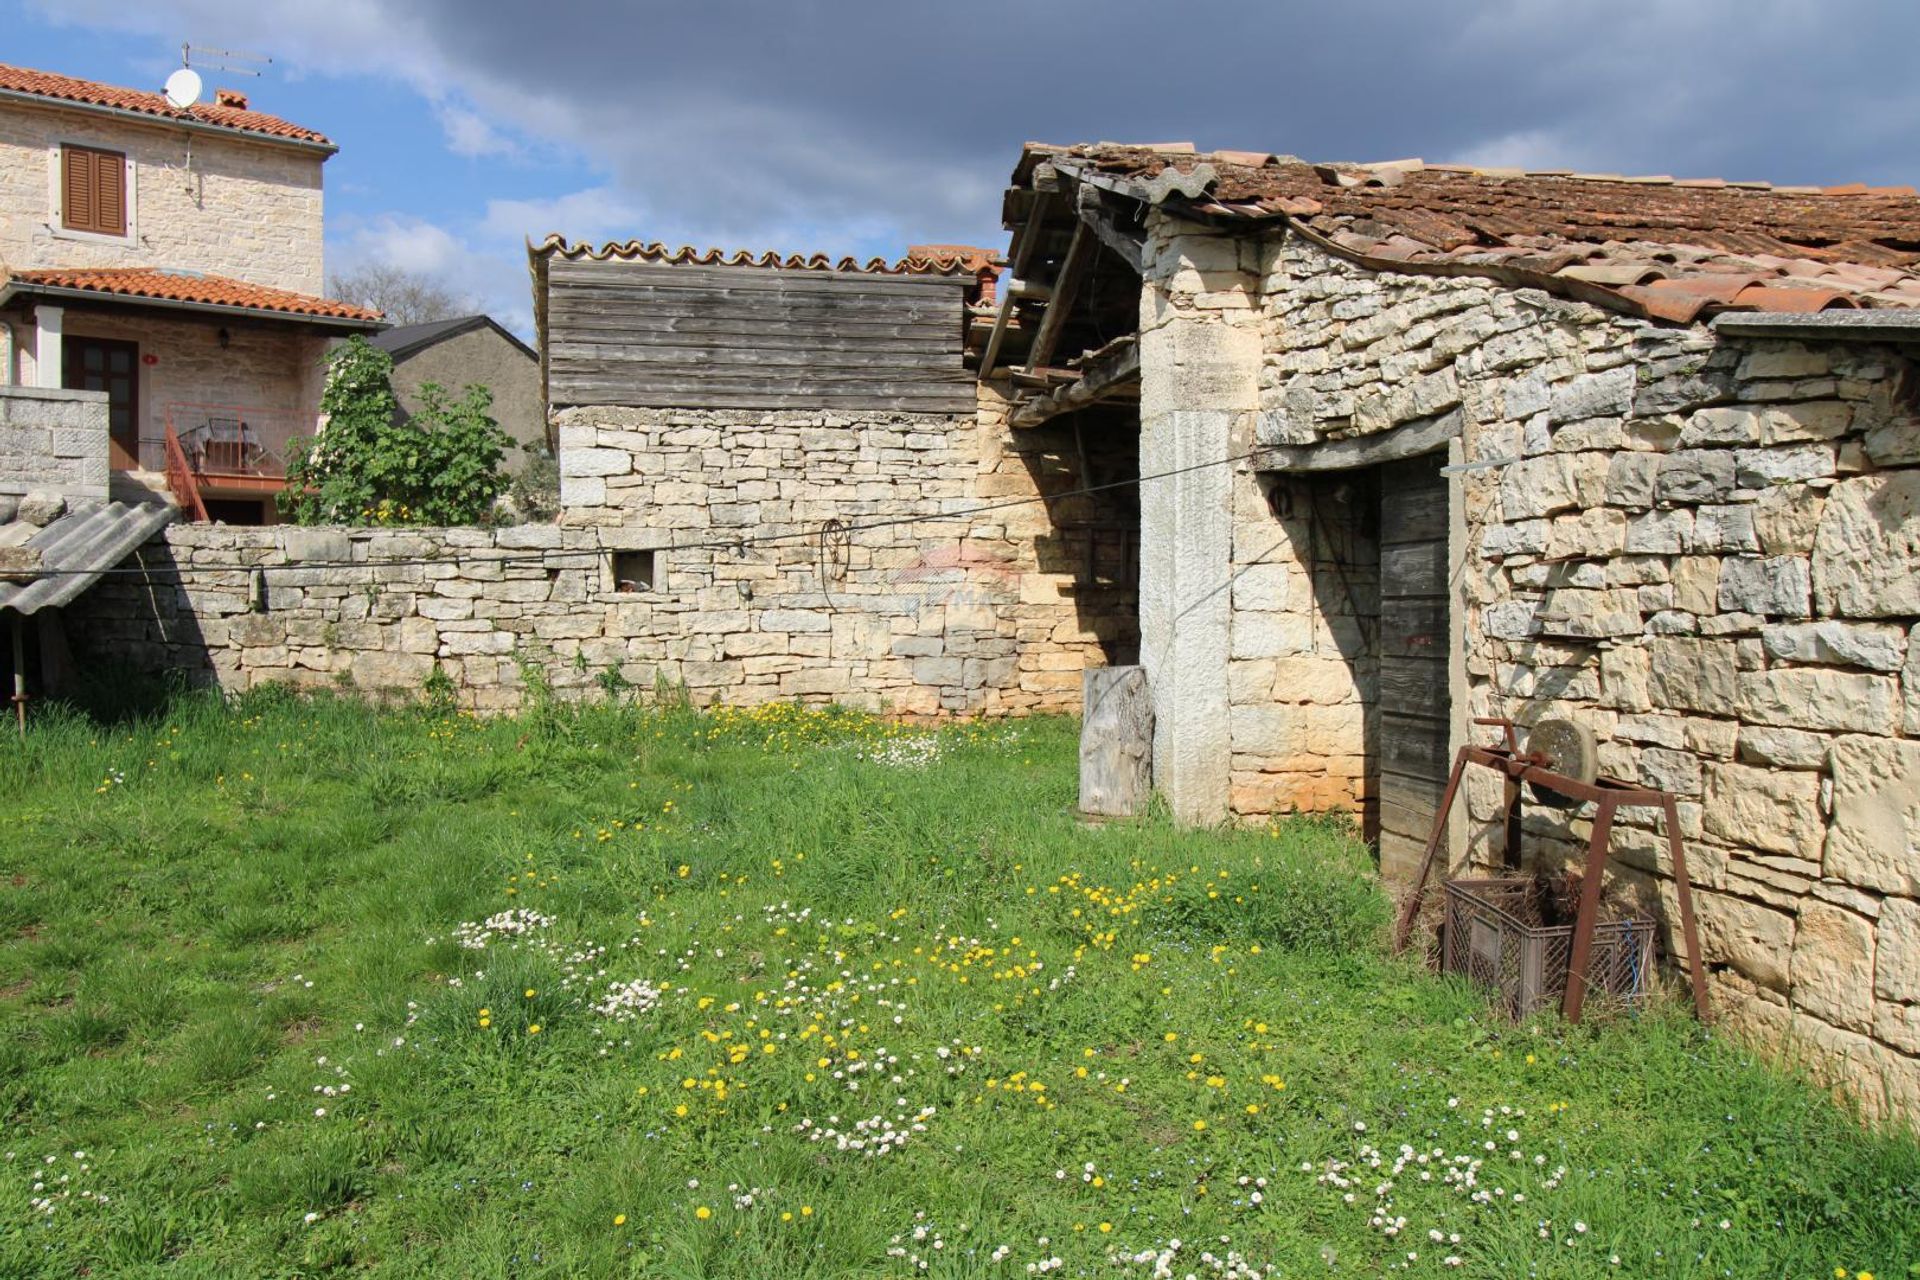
1440 877 1655 1018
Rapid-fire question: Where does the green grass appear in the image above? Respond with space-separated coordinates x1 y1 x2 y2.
0 689 1914 1279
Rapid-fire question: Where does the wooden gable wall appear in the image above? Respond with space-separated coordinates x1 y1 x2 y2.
543 258 976 413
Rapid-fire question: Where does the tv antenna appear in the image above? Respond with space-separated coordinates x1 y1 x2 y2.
180 42 273 79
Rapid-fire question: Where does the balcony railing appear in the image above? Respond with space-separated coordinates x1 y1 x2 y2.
146 404 314 481
154 403 315 521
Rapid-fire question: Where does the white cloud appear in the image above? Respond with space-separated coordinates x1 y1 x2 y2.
435 102 519 159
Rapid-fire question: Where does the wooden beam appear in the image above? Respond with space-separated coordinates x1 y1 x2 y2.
1021 220 1094 375
1009 337 1141 428
1074 184 1146 274
980 191 1055 377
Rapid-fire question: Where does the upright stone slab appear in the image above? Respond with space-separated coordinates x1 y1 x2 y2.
1079 666 1153 817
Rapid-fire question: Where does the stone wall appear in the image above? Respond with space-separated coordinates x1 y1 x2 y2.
1219 228 1920 1121
552 384 1135 714
0 384 107 501
0 98 327 295
71 385 1137 716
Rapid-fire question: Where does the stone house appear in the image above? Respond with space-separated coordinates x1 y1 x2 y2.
981 141 1920 1120
369 314 544 452
0 61 382 525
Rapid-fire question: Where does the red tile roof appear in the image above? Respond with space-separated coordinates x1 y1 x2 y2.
1024 143 1920 320
0 62 333 149
531 234 1000 278
6 267 381 323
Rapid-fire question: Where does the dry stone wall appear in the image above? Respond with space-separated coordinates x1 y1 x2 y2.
71 385 1135 717
1237 231 1920 1122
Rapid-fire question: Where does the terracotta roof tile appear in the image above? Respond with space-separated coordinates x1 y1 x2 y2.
1026 142 1920 319
6 267 380 322
530 234 999 277
0 62 332 148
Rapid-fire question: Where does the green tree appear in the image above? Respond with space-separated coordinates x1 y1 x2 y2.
281 336 512 526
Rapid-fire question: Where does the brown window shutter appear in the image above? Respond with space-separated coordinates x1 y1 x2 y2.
59 145 126 236
96 151 125 235
62 145 94 232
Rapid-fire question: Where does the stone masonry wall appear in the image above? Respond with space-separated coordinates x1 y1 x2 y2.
0 384 107 501
551 383 1135 715
71 384 1135 717
0 99 326 295
1235 230 1920 1122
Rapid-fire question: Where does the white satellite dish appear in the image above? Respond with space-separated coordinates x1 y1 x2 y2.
164 67 202 109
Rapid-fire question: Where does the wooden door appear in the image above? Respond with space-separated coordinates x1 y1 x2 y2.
63 336 140 469
1375 454 1451 882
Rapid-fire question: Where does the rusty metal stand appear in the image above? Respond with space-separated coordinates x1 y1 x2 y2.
1392 717 1710 1024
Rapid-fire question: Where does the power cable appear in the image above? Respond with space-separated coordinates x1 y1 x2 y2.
18 445 1264 581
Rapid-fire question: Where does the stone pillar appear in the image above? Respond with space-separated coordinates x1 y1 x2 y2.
1136 221 1262 826
33 306 62 390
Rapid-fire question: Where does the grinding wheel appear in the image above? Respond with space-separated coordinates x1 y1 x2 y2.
1526 717 1599 809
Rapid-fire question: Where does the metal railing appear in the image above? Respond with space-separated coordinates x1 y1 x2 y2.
146 403 314 478
160 422 210 522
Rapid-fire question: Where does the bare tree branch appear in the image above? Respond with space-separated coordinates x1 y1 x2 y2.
327 264 479 326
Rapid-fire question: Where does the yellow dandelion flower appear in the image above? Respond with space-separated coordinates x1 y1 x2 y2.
613 1214 626 1226
695 1205 712 1220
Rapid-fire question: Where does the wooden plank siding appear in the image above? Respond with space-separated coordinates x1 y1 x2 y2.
1374 454 1452 869
545 258 977 412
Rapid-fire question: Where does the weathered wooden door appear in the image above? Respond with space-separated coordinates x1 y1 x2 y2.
63 336 140 469
1375 454 1451 882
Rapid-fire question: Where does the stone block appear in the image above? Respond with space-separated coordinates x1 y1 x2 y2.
1230 563 1292 612
1826 735 1920 896
1691 505 1759 554
15 491 65 524
1549 366 1633 423
1499 454 1579 519
1812 472 1920 618
1790 901 1876 1034
1734 443 1837 489
1671 556 1720 615
1752 487 1824 555
1760 620 1906 672
1908 624 1920 736
1638 745 1702 795
560 448 632 478
352 649 436 690
1737 668 1899 735
282 528 351 562
1759 400 1851 444
1679 406 1762 447
1656 450 1736 505
1876 898 1920 1005
1623 508 1692 554
1703 760 1825 858
1736 725 1829 770
1695 889 1795 992
1604 452 1660 508
1716 556 1811 618
1646 637 1737 716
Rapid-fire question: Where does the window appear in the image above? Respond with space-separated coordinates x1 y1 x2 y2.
61 144 127 237
610 549 658 593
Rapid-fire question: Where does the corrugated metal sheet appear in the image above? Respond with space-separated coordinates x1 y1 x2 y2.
0 501 177 615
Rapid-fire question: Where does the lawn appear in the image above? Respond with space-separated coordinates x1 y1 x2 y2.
0 689 1915 1279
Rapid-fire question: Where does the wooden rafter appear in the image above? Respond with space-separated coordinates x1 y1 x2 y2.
1021 220 1094 375
1009 336 1140 429
979 191 1053 376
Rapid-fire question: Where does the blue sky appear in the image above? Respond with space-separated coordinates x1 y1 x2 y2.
9 1 1920 338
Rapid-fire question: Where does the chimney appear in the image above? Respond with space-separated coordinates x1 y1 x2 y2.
214 88 249 109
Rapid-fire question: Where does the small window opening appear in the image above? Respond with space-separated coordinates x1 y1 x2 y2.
611 549 657 593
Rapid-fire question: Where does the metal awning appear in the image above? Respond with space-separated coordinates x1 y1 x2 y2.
0 500 177 615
